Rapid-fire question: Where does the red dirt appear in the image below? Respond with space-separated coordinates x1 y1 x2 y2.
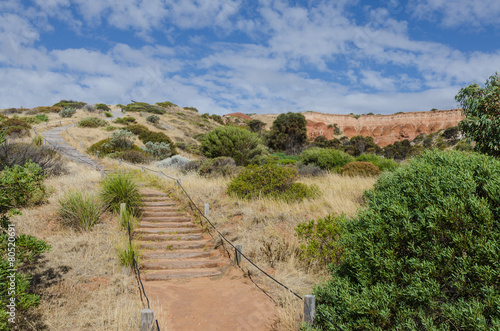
223 112 253 121
144 267 278 331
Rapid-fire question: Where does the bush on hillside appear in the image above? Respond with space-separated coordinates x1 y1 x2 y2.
122 102 166 115
113 117 137 125
59 107 76 118
313 150 500 330
146 115 160 124
355 153 399 172
20 114 49 125
53 100 86 109
0 142 67 175
201 126 266 166
78 117 108 128
266 112 308 154
156 155 191 169
183 106 198 112
0 161 47 208
34 106 62 113
340 161 381 177
100 172 143 216
141 141 172 160
299 147 354 172
227 162 318 201
95 103 110 112
120 150 149 164
156 101 178 108
0 118 31 138
198 157 242 177
210 114 224 125
125 124 149 135
104 111 112 118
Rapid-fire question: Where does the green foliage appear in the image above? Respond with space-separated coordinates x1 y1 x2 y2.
122 102 166 115
355 153 399 172
146 115 160 124
34 106 62 113
201 126 266 166
183 106 198 112
210 114 224 125
138 131 176 151
77 117 108 128
198 157 242 177
227 162 318 201
125 124 149 135
454 140 474 152
119 150 148 164
0 142 67 176
58 190 104 230
340 161 381 177
100 172 143 216
106 130 135 150
299 148 354 172
113 117 137 125
383 139 420 160
266 112 308 154
0 118 31 137
247 119 266 133
117 241 140 268
53 100 86 109
103 125 118 131
295 214 347 266
19 114 49 125
314 150 500 330
343 135 382 156
156 101 177 108
104 111 113 118
32 134 43 146
0 161 47 208
443 126 460 140
456 73 500 157
95 103 110 111
141 141 172 160
59 107 76 118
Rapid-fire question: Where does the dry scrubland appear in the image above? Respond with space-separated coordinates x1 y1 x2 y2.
10 160 142 330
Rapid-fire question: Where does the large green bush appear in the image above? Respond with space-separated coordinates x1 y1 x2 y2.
355 153 399 172
78 117 108 128
0 161 47 207
227 162 318 201
113 117 136 125
266 112 308 154
122 102 166 114
0 142 67 176
299 147 354 172
201 126 266 166
313 150 500 330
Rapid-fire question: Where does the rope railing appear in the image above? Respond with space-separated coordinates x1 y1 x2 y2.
35 119 344 331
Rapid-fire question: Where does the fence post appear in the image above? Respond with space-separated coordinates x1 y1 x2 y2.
176 178 181 186
140 309 154 331
119 158 122 165
204 203 209 217
235 244 242 266
80 141 83 148
304 295 316 326
96 150 99 158
72 172 75 186
43 139 46 146
120 203 126 223
158 171 162 179
141 167 145 173
59 120 61 125
101 170 105 180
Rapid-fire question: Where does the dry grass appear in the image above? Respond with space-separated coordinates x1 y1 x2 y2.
10 160 143 330
123 163 376 330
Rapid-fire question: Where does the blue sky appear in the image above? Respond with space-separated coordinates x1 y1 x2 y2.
1 0 499 115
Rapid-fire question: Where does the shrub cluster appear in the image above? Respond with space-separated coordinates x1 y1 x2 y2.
34 106 62 113
126 125 177 155
122 102 166 115
53 100 86 109
141 141 172 160
95 103 110 112
120 150 149 164
227 162 318 202
104 111 113 118
146 115 160 124
0 161 47 207
354 153 399 172
183 106 198 112
59 107 76 118
19 114 49 125
156 155 191 169
113 117 137 125
339 161 381 177
0 118 32 138
299 147 354 172
313 150 500 330
156 101 178 108
198 157 242 177
0 142 67 176
58 191 104 230
78 117 108 128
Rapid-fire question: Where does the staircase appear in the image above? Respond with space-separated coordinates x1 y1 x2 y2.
136 188 229 281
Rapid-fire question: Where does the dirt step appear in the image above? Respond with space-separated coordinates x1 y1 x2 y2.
142 202 177 207
135 228 201 234
142 197 172 202
137 234 203 242
138 222 197 228
141 217 192 223
141 207 181 212
142 212 185 217
141 192 168 197
143 268 222 281
138 241 210 250
142 250 216 260
141 259 227 270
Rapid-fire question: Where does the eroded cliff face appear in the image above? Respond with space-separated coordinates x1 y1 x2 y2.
303 110 464 146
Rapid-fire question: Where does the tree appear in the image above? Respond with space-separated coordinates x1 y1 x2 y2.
456 73 500 157
266 112 308 154
201 126 266 166
247 119 266 133
313 150 500 330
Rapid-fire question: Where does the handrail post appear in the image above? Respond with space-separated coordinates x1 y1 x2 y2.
304 295 316 326
235 244 242 266
140 309 154 331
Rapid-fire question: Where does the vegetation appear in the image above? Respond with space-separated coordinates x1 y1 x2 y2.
227 162 318 201
100 172 143 216
0 142 67 176
201 126 266 166
77 117 108 128
299 148 354 172
122 102 166 115
198 157 241 177
95 103 110 112
113 117 136 125
266 112 308 154
19 114 49 125
120 150 149 164
156 101 178 108
0 118 31 138
210 114 224 125
53 100 86 109
247 119 266 133
313 150 500 330
58 190 104 230
339 161 381 177
183 106 198 112
456 73 500 157
146 115 160 124
59 107 76 118
141 141 172 160
0 161 47 208
104 111 112 118
34 106 62 113
355 153 398 172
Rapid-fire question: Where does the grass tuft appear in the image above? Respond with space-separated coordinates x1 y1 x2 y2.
58 190 104 230
100 172 143 216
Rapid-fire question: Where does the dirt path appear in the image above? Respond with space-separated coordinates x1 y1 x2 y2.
137 188 278 331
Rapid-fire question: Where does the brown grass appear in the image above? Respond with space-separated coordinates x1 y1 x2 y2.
10 160 143 330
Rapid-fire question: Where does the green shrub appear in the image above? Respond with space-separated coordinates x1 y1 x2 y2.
295 214 347 267
96 103 111 111
141 141 172 160
340 161 381 177
210 114 224 125
34 106 62 113
103 125 118 131
59 107 76 118
146 115 160 123
107 130 135 150
100 172 143 216
227 162 318 201
53 100 86 109
299 147 354 172
120 150 149 164
125 124 149 135
313 150 500 330
58 190 104 230
104 111 113 118
355 153 399 172
122 102 166 114
117 240 140 268
0 161 46 208
266 112 308 154
156 155 192 169
156 101 177 108
138 130 172 145
201 126 266 166
0 118 31 138
113 117 137 125
0 142 67 175
198 157 242 177
78 117 108 128
454 140 474 152
32 134 42 146
183 106 198 112
19 114 49 125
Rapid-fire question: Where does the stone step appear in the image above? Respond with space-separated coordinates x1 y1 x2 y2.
141 259 227 271
138 241 209 250
135 228 201 235
137 234 203 242
143 268 222 281
141 250 216 260
138 222 197 228
141 217 192 223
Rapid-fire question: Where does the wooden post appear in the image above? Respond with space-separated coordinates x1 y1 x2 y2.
140 309 154 331
141 166 145 172
119 158 122 165
59 120 61 125
80 141 83 148
96 150 99 158
158 171 162 179
120 203 126 223
204 203 209 217
176 178 181 186
304 295 316 325
101 170 105 180
235 244 242 266
43 139 46 146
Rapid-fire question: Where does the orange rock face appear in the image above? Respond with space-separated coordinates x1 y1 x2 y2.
303 110 464 147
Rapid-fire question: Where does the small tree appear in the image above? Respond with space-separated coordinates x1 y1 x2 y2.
456 73 500 157
266 112 308 154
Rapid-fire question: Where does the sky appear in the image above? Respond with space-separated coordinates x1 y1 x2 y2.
1 0 499 115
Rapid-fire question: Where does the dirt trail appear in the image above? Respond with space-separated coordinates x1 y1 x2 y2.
137 188 278 330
